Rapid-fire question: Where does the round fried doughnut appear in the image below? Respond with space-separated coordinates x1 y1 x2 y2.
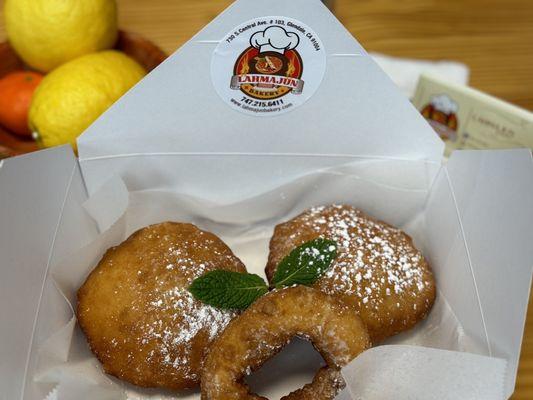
77 222 246 390
265 205 436 342
201 286 371 400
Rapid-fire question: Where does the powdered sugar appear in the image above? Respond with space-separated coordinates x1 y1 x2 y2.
287 205 433 314
138 286 236 380
85 222 245 385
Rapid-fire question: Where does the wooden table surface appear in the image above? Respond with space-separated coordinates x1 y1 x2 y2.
1 0 532 398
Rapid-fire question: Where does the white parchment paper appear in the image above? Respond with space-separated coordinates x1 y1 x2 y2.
342 346 506 400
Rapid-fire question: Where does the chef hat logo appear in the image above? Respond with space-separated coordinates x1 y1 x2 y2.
430 94 458 115
250 26 300 55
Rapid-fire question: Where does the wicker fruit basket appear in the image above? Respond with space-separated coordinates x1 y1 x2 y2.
0 30 167 158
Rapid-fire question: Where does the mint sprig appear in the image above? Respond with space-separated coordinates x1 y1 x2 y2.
271 238 337 288
188 238 337 310
189 270 268 310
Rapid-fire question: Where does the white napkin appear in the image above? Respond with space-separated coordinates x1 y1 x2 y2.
370 52 469 98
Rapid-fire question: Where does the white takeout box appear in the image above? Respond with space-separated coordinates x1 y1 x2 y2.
1 1 533 399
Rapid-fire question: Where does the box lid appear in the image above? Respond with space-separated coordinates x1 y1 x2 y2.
77 0 444 196
0 146 97 400
424 148 533 396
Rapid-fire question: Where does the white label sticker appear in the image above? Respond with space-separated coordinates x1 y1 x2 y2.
211 16 326 116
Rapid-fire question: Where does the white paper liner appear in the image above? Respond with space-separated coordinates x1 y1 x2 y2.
32 162 507 400
342 345 506 400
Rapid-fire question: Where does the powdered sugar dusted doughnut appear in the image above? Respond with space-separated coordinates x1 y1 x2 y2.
77 222 246 390
201 286 371 400
265 205 436 342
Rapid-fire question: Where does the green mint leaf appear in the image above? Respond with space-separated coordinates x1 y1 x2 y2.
272 238 337 289
188 270 268 310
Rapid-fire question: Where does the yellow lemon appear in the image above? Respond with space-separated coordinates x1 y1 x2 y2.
29 51 146 151
4 0 118 72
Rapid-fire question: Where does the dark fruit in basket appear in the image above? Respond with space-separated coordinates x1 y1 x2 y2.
0 71 44 136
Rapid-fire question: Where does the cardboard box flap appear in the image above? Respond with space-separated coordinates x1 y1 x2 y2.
77 0 443 195
0 146 98 400
425 149 533 396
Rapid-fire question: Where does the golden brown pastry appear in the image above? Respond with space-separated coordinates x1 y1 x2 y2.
201 286 371 400
77 222 246 390
266 204 436 342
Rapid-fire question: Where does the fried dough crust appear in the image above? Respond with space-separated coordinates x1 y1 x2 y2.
77 222 246 390
201 286 371 400
266 205 436 342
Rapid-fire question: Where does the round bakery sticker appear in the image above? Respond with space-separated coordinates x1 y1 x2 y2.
211 17 326 116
